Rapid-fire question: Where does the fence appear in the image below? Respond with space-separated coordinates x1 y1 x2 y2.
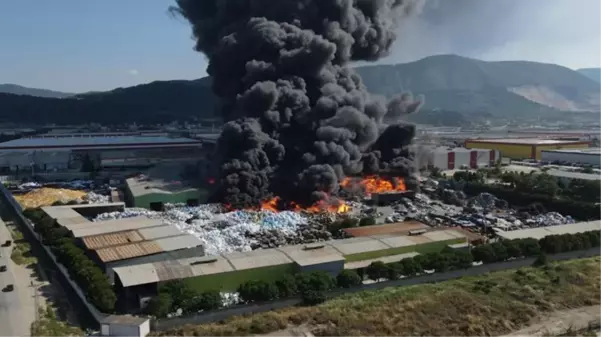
0 182 105 328
151 247 600 331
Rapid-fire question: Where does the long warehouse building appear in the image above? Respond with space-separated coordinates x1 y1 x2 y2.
0 134 207 173
465 138 591 160
541 148 601 167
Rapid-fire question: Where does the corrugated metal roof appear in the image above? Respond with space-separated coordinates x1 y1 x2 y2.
154 234 202 251
0 136 200 148
468 138 586 145
95 240 163 263
112 229 470 288
327 236 391 256
137 225 184 240
277 244 344 267
70 216 164 238
82 230 144 250
226 249 293 271
496 221 601 240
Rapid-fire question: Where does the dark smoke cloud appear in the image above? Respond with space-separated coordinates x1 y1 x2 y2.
173 0 424 208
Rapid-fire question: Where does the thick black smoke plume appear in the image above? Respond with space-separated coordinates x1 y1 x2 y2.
173 0 424 208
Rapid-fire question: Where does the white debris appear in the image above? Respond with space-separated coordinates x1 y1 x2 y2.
84 192 110 204
94 205 308 255
221 292 240 307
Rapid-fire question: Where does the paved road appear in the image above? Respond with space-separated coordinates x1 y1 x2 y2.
0 219 29 336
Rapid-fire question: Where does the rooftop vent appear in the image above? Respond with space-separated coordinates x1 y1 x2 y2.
303 244 325 251
190 258 217 265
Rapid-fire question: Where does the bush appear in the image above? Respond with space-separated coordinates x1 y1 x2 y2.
366 261 388 281
400 257 421 276
532 253 548 267
336 270 362 288
160 280 196 310
386 264 401 280
182 290 222 314
146 293 173 318
275 275 298 298
295 271 336 295
238 280 279 303
301 290 328 305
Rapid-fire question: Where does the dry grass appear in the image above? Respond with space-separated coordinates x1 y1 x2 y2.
7 223 37 266
154 257 601 336
30 305 84 337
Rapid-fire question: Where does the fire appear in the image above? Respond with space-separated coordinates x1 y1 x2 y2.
259 197 350 214
341 175 406 196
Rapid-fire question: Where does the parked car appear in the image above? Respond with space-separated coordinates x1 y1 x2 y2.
3 284 13 292
0 265 6 272
2 240 11 247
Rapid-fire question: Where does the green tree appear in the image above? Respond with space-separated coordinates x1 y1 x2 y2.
491 242 509 262
366 261 388 281
471 244 497 264
183 290 222 314
238 280 278 303
336 270 362 288
146 293 173 318
532 253 548 267
275 275 298 298
386 263 401 280
400 257 420 276
502 240 523 259
159 280 196 309
295 271 336 295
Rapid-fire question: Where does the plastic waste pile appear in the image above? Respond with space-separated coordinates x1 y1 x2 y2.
467 193 509 211
83 192 110 204
525 212 574 227
95 205 310 255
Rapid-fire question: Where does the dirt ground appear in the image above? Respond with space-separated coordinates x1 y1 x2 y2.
504 305 601 336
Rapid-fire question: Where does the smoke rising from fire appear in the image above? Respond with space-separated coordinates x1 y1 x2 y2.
173 0 424 208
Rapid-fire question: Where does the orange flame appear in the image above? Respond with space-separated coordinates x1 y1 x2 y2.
258 197 350 214
340 176 406 196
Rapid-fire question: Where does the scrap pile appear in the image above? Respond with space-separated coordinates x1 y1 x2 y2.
95 205 330 255
14 187 110 209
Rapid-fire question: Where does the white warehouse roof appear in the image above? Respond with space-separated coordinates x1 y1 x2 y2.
496 221 601 240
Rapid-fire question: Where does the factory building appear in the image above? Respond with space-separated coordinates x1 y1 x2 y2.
0 134 205 173
40 204 205 284
112 229 467 312
124 175 209 210
541 148 601 167
465 138 591 160
424 147 500 170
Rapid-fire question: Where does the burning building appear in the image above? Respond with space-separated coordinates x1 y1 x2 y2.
173 0 424 211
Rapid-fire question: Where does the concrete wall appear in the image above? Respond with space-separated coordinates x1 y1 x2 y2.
151 247 600 331
298 260 344 276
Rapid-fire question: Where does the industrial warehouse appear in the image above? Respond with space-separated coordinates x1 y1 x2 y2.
0 134 206 173
40 203 205 284
464 138 591 160
112 228 468 311
541 148 601 167
423 146 500 170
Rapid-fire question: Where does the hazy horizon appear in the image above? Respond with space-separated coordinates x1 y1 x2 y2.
1 0 599 93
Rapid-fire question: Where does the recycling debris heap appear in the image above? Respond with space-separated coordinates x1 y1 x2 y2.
14 188 109 209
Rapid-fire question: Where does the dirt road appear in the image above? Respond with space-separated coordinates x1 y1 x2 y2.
505 305 600 336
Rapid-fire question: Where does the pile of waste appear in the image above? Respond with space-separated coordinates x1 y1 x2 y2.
14 187 111 209
95 205 321 255
14 188 88 209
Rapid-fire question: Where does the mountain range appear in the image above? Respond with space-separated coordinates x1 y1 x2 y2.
578 68 601 84
0 55 599 125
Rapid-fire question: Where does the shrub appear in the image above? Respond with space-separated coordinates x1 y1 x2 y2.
160 280 197 310
366 261 388 281
275 275 298 298
295 271 336 295
183 290 222 314
336 270 362 288
238 280 279 303
301 290 328 305
532 253 548 267
146 293 173 318
400 257 420 276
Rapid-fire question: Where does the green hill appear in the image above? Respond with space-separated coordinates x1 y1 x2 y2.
357 55 600 114
0 55 598 125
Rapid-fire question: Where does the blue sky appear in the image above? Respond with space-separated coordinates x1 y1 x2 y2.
0 1 209 93
1 0 599 93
